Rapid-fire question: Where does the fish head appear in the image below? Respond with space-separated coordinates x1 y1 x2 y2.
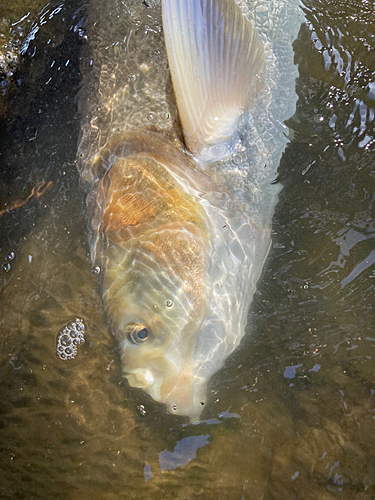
102 236 210 420
99 154 212 420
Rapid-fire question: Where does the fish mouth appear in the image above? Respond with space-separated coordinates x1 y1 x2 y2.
125 367 163 394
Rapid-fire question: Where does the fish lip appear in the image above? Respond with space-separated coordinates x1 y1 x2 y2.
124 367 163 397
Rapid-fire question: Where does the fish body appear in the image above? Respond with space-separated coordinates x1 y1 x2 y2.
78 0 301 420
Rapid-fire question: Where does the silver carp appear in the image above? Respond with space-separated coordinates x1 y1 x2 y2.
78 0 302 420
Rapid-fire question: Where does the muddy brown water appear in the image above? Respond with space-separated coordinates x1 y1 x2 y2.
0 0 374 499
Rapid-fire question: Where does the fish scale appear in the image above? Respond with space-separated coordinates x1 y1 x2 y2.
78 0 300 420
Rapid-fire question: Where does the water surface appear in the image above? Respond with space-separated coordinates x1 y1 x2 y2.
0 0 374 499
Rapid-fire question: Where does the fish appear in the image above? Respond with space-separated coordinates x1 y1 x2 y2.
77 0 301 420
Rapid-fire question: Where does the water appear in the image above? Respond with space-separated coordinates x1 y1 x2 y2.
0 0 374 499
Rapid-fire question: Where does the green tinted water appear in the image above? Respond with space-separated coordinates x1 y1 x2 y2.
0 0 374 499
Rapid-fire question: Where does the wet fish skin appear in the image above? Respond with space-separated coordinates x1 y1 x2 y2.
78 0 268 420
98 135 211 402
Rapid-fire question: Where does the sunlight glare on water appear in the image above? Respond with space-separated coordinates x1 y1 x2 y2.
0 0 374 499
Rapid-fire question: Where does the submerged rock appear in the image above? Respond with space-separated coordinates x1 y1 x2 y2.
0 1 46 113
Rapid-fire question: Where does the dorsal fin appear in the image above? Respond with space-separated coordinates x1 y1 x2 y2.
162 0 264 157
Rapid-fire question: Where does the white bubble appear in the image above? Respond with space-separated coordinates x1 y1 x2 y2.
2 263 10 272
92 265 101 275
56 319 85 360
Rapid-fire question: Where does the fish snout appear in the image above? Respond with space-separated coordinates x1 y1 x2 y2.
124 358 206 421
159 367 207 422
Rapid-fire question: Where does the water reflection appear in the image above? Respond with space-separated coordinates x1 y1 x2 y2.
0 0 374 498
158 434 210 472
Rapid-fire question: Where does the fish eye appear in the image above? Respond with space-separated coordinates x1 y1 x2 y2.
129 324 148 344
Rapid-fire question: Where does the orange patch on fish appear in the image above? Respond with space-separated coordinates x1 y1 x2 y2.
101 154 207 242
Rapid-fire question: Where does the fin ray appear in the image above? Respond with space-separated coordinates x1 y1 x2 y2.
162 0 265 156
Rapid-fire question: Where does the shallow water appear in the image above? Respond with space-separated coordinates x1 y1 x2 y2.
0 0 374 499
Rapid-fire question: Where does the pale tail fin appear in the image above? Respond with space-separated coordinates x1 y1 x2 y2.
162 0 264 158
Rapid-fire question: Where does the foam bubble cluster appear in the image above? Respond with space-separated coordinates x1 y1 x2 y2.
56 318 85 360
